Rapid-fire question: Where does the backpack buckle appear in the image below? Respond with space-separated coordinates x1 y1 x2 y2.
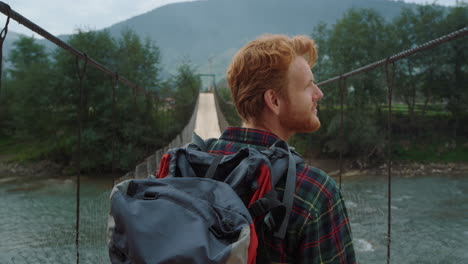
249 200 266 218
143 191 159 200
264 212 277 231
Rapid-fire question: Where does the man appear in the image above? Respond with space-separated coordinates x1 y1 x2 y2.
208 34 356 263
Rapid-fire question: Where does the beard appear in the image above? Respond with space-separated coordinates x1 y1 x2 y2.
278 102 321 133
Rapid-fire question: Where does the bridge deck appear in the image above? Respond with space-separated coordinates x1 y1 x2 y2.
194 93 221 139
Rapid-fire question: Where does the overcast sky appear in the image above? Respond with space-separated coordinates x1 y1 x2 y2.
1 0 463 37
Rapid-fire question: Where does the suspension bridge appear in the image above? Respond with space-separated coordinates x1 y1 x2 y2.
0 1 467 264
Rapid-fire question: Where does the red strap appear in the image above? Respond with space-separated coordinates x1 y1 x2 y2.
156 153 171 178
247 222 258 264
248 163 272 208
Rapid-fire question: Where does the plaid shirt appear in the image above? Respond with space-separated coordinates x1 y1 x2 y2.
208 127 356 264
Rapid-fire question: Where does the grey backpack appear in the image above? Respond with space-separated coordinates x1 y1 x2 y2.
107 134 303 264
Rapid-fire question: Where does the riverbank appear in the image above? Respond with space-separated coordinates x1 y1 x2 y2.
0 159 64 178
307 158 468 179
2 155 468 183
0 156 118 185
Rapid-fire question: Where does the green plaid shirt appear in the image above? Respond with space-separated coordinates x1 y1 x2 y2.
208 127 356 264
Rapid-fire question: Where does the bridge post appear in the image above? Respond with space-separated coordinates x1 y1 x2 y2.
146 154 157 177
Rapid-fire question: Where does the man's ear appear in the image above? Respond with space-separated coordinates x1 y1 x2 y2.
264 89 281 116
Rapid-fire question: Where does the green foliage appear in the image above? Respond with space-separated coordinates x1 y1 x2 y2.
0 137 58 162
307 4 468 166
325 8 390 108
392 136 468 162
211 4 467 166
2 29 200 172
325 111 386 167
4 36 54 139
215 80 242 127
169 63 202 137
440 4 468 126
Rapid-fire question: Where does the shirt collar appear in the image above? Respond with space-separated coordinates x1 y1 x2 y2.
219 127 281 148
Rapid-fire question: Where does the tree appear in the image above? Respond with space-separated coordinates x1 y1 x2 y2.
326 8 392 111
391 7 420 124
51 30 119 168
311 22 333 83
410 4 446 117
311 9 390 164
113 29 162 169
116 29 161 92
6 36 53 139
1 27 199 171
50 29 164 170
440 3 468 136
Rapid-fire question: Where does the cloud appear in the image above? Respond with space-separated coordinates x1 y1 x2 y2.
1 0 460 38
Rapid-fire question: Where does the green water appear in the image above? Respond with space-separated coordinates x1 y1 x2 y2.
342 174 468 264
0 174 112 263
0 173 467 263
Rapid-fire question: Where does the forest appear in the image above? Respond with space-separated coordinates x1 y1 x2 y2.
216 4 468 168
0 29 201 172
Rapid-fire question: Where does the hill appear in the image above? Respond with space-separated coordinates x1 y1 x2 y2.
4 0 420 81
106 0 417 79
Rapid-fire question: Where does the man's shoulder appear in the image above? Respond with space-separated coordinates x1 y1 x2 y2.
208 137 341 209
293 161 341 212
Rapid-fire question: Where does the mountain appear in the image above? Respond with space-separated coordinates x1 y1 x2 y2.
106 0 417 79
4 0 420 80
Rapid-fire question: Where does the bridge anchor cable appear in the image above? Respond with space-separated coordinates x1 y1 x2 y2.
0 3 10 93
385 60 395 264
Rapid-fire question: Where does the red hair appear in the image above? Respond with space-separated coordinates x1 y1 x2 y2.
226 34 317 123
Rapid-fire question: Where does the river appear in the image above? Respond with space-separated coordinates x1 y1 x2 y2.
0 172 467 263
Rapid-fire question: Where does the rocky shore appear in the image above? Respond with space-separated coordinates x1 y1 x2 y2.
308 158 468 179
1 156 467 182
0 159 65 178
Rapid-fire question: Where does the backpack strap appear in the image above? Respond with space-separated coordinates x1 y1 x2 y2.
262 140 299 239
191 132 224 179
205 155 223 179
250 189 286 264
191 132 218 152
192 132 208 151
274 145 296 239
249 189 285 228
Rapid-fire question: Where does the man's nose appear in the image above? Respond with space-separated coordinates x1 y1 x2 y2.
313 85 324 101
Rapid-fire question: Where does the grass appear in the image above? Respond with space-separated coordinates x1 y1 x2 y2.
0 137 53 162
392 137 468 162
321 103 451 117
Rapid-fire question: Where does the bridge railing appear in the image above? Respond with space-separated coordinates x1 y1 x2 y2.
115 95 199 182
213 82 230 132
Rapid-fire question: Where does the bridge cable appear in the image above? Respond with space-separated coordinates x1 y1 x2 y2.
317 27 468 88
385 60 395 264
74 53 88 264
112 73 118 184
0 3 10 93
338 76 345 189
0 2 158 103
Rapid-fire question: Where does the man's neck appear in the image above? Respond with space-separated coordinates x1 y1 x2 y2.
243 120 293 141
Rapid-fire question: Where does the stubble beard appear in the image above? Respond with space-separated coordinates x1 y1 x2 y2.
279 102 321 134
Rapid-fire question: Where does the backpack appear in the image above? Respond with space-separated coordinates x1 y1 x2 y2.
107 133 303 264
